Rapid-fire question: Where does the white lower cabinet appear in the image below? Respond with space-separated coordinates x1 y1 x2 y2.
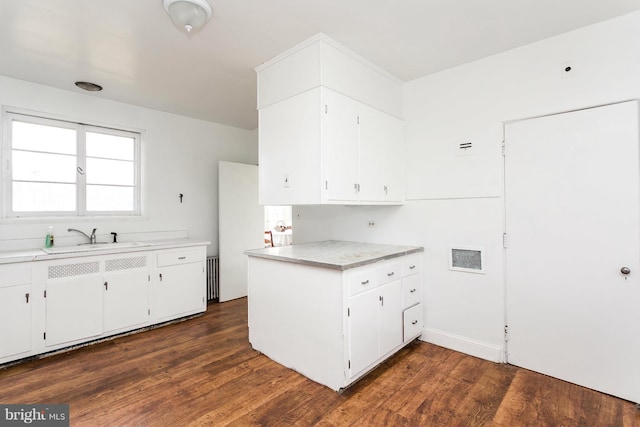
401 253 424 342
46 273 104 347
0 242 207 365
348 280 402 377
157 248 206 321
403 304 423 342
0 265 32 360
248 249 423 391
103 255 150 333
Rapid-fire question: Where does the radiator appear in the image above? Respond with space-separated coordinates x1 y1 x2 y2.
206 256 219 301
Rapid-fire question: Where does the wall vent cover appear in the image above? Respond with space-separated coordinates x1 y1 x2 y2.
449 246 484 274
106 256 147 272
456 141 475 156
48 262 99 279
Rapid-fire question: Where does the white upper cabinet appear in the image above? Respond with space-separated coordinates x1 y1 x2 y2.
256 33 405 206
324 89 359 202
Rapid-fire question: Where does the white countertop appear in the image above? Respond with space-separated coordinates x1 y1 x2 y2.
245 240 423 271
0 239 210 265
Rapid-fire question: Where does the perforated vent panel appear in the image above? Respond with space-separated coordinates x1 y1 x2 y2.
106 256 147 272
48 262 99 279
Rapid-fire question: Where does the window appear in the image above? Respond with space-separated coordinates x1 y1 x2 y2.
3 111 143 218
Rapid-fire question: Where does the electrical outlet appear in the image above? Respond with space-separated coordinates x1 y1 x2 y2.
367 220 375 228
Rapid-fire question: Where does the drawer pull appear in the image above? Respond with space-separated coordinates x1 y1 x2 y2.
410 288 416 293
361 280 370 285
178 256 186 260
411 320 418 325
409 265 416 269
387 272 395 277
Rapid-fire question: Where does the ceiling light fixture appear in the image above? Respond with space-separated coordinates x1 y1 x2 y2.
163 0 212 33
75 81 103 92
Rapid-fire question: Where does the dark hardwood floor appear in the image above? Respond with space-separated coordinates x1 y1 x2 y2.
1 298 638 426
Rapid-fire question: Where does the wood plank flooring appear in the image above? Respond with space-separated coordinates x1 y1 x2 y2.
1 298 638 426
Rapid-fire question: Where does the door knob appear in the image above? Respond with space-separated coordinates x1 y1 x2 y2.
620 267 631 275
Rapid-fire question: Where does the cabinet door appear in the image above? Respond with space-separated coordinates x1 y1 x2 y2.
324 89 359 201
259 89 323 205
359 105 404 202
348 288 379 376
157 262 205 320
378 280 403 356
0 285 32 359
104 270 149 333
46 276 103 347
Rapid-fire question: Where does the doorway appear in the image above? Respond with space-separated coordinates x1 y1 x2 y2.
504 101 640 403
264 206 292 247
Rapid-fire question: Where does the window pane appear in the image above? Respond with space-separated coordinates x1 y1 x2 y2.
86 185 134 211
12 151 76 183
12 121 76 154
86 132 134 160
86 158 134 185
13 182 76 212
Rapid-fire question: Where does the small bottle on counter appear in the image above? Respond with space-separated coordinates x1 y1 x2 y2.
45 226 54 248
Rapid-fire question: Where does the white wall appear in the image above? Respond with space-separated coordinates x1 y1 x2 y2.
0 75 257 256
294 11 640 361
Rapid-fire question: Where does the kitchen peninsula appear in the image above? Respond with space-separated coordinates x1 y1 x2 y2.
245 240 424 391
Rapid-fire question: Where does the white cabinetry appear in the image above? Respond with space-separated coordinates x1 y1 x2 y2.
0 241 207 366
247 248 423 391
0 265 32 360
104 255 150 333
400 254 423 342
45 254 152 347
45 260 103 347
156 248 206 321
256 33 404 206
259 87 403 205
347 262 403 377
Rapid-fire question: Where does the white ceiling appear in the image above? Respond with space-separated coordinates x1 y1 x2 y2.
1 1 640 130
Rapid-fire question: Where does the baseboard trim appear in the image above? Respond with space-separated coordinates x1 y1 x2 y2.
420 328 504 363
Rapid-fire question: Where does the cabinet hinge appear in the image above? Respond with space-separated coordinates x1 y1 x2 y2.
502 141 506 156
148 274 150 282
504 325 509 342
25 293 30 304
347 307 350 317
357 116 360 125
148 309 151 316
503 233 508 249
325 181 328 190
348 360 351 369
43 332 46 340
44 290 47 298
324 105 328 114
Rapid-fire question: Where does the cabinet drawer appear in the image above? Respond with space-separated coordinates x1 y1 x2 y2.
0 265 31 288
403 304 423 342
348 268 378 296
157 249 203 267
402 274 422 309
377 262 401 285
402 253 422 277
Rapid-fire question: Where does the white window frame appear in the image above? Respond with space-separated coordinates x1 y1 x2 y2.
2 109 144 219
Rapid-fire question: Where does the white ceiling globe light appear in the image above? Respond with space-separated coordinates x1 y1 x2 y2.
163 0 212 33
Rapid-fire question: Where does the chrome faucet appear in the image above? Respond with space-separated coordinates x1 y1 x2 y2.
68 228 97 244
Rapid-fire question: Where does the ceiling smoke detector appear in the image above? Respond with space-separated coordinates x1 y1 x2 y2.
163 0 212 33
74 81 103 92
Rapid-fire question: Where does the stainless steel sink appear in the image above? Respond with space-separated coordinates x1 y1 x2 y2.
42 242 148 254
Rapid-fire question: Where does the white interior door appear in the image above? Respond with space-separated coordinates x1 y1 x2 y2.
505 101 640 403
219 162 264 302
